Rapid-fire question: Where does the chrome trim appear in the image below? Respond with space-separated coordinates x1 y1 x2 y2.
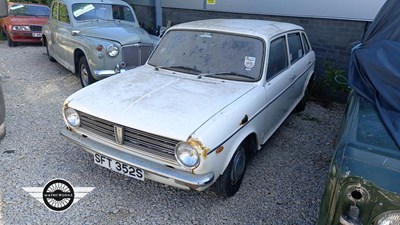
93 69 118 77
60 129 214 188
78 112 179 163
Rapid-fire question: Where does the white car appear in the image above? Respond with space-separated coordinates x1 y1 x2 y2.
61 19 316 197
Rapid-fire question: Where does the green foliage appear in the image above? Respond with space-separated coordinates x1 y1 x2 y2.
323 61 350 94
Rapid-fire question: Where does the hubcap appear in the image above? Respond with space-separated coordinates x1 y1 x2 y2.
231 146 246 185
81 64 89 87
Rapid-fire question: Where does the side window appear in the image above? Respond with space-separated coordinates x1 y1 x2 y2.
301 33 310 54
288 33 303 64
267 36 288 80
59 3 70 23
51 2 58 20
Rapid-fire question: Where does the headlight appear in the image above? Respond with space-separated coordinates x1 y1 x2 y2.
12 25 30 31
107 45 119 57
64 108 80 128
374 211 400 225
175 142 200 169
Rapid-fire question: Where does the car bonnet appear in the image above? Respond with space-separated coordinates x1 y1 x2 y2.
78 23 154 45
65 66 256 141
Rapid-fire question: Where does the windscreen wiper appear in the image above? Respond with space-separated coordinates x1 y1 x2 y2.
154 65 201 74
198 71 254 80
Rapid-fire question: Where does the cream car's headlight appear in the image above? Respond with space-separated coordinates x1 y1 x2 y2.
12 25 30 31
175 142 200 169
374 211 400 225
107 45 119 57
64 108 80 128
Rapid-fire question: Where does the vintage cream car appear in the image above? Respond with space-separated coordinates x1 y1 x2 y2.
61 19 316 197
42 0 158 87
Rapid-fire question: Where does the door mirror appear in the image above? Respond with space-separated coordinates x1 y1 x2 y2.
0 0 7 18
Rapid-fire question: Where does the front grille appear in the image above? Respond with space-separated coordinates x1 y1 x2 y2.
78 112 179 163
30 25 42 32
122 44 154 68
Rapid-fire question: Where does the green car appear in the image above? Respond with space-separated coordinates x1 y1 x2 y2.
319 0 400 223
318 91 400 224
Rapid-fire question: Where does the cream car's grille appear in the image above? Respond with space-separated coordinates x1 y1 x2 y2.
122 44 154 68
78 112 178 163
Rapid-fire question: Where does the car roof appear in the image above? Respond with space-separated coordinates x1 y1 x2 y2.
58 0 130 6
169 19 304 40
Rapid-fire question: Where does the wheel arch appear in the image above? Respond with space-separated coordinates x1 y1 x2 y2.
217 131 259 177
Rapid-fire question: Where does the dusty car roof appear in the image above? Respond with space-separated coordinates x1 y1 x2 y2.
169 19 304 40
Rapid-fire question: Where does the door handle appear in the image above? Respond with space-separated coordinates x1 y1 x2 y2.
308 61 312 66
290 75 297 80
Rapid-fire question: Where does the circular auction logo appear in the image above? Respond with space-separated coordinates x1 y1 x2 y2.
42 179 75 211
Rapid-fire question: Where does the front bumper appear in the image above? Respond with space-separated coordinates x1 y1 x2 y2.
9 31 42 43
60 128 214 190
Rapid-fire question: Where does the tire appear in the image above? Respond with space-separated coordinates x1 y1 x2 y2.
78 56 95 87
7 33 16 47
45 39 56 62
213 143 247 198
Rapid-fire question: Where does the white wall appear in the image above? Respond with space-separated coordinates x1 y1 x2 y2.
127 0 387 21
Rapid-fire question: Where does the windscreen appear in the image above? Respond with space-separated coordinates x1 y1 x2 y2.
9 4 49 17
72 3 135 22
148 30 264 81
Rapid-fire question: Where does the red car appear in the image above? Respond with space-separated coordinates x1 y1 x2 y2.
0 2 49 47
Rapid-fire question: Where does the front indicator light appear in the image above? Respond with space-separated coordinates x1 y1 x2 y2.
65 108 80 128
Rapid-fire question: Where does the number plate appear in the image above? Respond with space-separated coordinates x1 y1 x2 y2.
94 153 144 181
32 32 42 37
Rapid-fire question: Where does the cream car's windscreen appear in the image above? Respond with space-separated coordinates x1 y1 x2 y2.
148 30 264 81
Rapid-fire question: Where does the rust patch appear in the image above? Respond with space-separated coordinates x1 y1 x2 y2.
188 138 209 159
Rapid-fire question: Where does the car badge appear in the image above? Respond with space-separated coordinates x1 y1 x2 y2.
114 125 124 144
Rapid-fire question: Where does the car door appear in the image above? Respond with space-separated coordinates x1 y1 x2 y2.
51 2 74 71
261 35 293 143
287 32 314 107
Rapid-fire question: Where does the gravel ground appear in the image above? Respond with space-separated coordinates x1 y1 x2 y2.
0 43 345 225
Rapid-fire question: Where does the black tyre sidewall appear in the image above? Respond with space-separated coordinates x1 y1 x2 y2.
78 56 94 87
7 33 15 47
214 144 247 198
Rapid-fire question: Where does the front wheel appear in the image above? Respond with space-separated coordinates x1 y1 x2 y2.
7 33 16 47
213 144 247 198
78 56 95 88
